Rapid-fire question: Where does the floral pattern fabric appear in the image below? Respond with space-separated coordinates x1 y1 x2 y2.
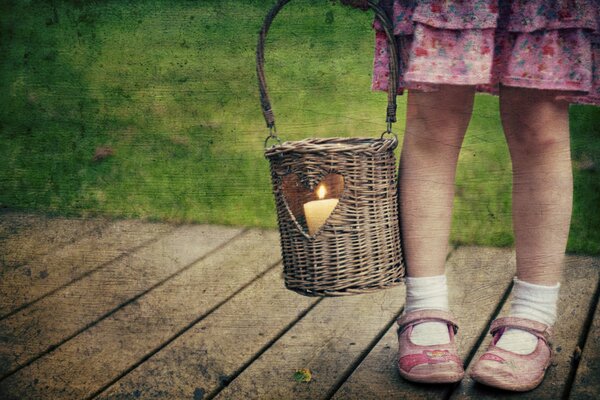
372 0 600 105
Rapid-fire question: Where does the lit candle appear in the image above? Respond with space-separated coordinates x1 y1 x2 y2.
303 183 339 236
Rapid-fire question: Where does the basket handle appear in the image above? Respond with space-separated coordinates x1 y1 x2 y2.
257 0 399 145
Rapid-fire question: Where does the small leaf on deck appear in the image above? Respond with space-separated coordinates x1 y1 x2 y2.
293 368 312 383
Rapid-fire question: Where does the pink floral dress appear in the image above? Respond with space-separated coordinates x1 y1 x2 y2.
372 0 600 105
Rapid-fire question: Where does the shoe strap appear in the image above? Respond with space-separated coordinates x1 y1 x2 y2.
490 316 553 343
396 309 459 335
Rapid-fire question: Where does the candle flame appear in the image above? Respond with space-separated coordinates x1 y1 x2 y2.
316 184 327 200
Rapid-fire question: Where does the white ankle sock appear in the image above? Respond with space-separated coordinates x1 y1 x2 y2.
404 274 451 346
496 277 560 355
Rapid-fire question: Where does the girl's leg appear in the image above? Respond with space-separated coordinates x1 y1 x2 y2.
399 85 475 345
400 84 476 277
497 85 572 353
500 85 572 285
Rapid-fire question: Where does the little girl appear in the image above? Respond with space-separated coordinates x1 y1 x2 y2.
343 0 599 392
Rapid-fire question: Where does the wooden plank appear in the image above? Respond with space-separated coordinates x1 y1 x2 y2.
569 275 600 400
0 229 282 399
331 246 516 400
96 265 318 400
451 255 600 399
0 224 242 379
0 212 109 272
212 285 406 399
0 219 174 319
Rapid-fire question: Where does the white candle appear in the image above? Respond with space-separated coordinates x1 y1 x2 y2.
303 184 339 236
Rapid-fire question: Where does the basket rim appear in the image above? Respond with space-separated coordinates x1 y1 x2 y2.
264 136 398 157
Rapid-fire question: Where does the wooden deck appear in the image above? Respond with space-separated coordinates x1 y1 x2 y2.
0 211 598 399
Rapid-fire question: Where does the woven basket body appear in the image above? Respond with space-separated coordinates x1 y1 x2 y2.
265 138 404 296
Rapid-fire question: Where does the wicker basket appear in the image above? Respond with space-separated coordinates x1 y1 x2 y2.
257 0 404 296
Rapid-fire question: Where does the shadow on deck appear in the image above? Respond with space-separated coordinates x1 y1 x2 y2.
0 211 598 399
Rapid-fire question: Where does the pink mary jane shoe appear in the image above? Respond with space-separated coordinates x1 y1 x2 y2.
396 309 465 384
470 317 553 392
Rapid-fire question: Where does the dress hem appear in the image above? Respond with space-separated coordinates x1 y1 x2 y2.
378 73 592 93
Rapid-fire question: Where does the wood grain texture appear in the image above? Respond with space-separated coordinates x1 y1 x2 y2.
0 224 242 379
1 213 598 399
0 212 109 272
212 285 406 400
97 265 318 400
452 255 600 399
568 268 600 399
0 229 280 400
0 219 174 318
331 246 515 400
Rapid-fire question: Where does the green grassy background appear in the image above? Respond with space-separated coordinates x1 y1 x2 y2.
1 0 599 254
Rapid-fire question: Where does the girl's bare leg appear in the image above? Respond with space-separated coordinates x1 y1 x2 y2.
499 85 572 286
400 85 476 277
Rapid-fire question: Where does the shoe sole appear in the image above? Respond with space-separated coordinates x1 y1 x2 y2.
399 362 465 384
470 363 546 392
